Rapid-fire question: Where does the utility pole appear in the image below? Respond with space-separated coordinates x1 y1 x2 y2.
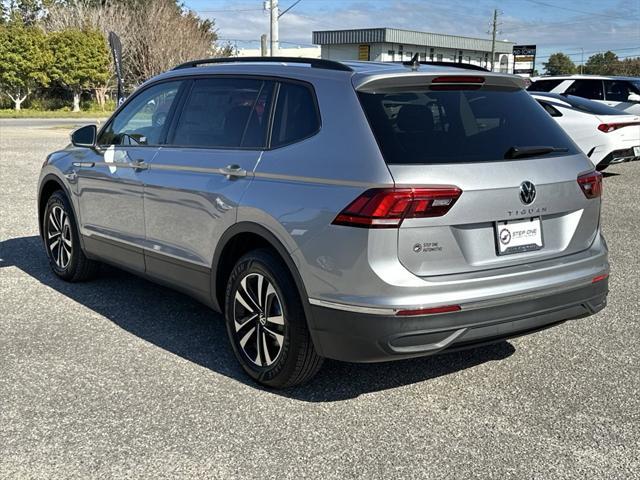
261 34 268 57
489 9 499 72
268 0 279 57
580 47 584 74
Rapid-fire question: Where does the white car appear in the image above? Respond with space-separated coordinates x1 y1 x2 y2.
528 75 640 115
530 92 640 170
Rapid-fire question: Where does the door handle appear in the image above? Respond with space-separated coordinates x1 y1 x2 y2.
220 164 247 178
131 159 149 171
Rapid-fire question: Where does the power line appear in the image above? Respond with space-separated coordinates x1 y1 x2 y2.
519 0 636 21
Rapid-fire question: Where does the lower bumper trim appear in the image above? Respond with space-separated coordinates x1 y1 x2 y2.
308 280 608 363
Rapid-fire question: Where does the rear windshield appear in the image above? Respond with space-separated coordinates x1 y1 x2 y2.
358 88 578 164
560 94 627 115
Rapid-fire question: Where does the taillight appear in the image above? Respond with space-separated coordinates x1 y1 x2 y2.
332 187 462 228
577 171 603 199
597 122 640 133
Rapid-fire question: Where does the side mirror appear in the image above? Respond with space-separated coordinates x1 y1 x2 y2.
71 124 97 147
627 93 640 103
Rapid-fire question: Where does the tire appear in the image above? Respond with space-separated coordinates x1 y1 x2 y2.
42 191 99 282
224 249 323 388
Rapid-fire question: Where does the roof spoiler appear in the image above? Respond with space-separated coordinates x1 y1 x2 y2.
355 71 526 93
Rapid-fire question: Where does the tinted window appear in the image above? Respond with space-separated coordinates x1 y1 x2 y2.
561 94 627 115
171 78 274 148
537 100 562 117
271 82 320 147
527 79 563 92
604 80 632 102
99 81 181 146
358 88 577 164
565 79 604 100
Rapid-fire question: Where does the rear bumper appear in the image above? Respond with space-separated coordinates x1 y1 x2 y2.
308 279 608 362
599 146 640 166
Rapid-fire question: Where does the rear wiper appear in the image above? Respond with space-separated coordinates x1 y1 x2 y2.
504 146 569 159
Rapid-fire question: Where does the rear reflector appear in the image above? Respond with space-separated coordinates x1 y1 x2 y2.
597 122 640 133
592 273 609 283
332 187 462 228
396 305 461 316
577 171 603 199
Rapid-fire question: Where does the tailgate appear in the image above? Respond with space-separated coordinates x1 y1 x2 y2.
390 155 599 276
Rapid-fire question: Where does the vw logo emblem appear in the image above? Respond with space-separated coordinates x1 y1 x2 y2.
519 181 536 205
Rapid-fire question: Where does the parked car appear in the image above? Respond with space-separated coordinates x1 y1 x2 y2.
530 92 640 169
37 58 609 388
528 75 640 115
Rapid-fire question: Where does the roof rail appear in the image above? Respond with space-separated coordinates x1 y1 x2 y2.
172 56 353 72
397 59 490 72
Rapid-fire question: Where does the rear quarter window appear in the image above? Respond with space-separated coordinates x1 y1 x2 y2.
358 87 578 164
270 82 320 148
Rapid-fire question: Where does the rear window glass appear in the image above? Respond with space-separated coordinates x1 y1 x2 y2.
527 79 564 92
271 82 320 147
171 78 273 148
565 79 604 100
358 88 578 164
560 94 627 115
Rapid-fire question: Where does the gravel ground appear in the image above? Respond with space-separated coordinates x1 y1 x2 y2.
1 120 639 479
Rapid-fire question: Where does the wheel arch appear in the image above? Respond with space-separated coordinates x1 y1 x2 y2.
38 174 74 240
211 222 317 338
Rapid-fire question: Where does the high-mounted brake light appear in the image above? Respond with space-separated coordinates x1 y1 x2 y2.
577 171 603 199
597 122 640 133
431 76 485 84
332 187 462 228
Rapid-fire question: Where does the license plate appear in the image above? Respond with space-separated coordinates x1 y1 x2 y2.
495 217 543 255
633 146 640 157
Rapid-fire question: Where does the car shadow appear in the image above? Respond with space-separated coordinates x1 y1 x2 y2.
1 235 515 402
601 171 620 178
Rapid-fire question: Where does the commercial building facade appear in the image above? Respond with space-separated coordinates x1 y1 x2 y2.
312 28 514 72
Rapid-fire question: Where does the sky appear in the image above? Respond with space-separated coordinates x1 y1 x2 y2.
184 0 640 68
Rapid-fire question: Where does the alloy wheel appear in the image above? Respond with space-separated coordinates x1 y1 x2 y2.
233 273 286 367
47 205 72 269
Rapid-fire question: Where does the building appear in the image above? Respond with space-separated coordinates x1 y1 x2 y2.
312 28 514 72
236 45 321 59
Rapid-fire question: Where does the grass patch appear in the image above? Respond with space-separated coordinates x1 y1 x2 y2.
0 109 112 119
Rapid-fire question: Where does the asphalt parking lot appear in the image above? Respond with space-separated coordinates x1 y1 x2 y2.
1 119 639 479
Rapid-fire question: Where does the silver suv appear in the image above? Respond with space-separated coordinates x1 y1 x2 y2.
38 58 609 388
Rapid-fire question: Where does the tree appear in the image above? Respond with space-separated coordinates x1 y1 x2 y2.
0 23 51 110
542 52 576 75
617 57 640 77
45 0 232 89
48 28 110 111
584 51 620 75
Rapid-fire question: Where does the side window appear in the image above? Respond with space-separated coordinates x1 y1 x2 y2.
527 79 563 92
271 82 320 148
566 80 604 100
604 80 632 102
171 78 273 149
537 100 563 117
98 81 182 146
